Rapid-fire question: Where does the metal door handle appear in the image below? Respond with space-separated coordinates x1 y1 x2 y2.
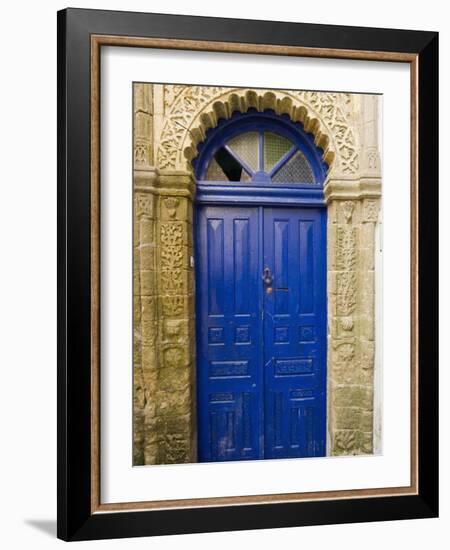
262 267 273 286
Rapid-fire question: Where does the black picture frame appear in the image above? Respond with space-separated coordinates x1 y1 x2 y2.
57 7 438 541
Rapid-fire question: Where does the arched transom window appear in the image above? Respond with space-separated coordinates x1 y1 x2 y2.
194 111 328 186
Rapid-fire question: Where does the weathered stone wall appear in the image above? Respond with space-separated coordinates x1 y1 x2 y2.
133 83 381 464
133 84 197 465
325 94 381 455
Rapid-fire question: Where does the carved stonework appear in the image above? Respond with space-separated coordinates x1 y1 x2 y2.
336 226 357 271
342 201 355 223
161 295 184 317
163 346 184 369
156 86 358 175
295 91 358 174
158 86 227 169
334 430 358 453
163 197 180 219
135 193 153 219
161 246 183 270
160 270 183 293
336 272 357 316
335 342 355 363
134 84 153 167
160 222 183 246
163 319 182 341
363 199 379 222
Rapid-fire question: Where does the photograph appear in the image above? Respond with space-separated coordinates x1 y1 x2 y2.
132 83 382 465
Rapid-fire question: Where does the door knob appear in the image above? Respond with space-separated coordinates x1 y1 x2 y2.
262 267 273 286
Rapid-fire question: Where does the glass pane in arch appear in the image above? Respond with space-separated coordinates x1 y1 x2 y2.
205 157 228 180
264 132 293 172
205 152 251 182
272 150 315 183
226 132 259 172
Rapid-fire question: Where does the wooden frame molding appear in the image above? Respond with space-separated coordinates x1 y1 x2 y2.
90 34 419 514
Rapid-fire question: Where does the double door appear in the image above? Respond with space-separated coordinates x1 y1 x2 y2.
196 205 327 461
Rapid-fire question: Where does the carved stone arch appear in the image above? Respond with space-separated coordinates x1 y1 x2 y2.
181 89 335 173
157 86 359 177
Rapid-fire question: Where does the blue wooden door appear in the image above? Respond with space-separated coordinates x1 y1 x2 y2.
196 205 326 462
263 208 327 459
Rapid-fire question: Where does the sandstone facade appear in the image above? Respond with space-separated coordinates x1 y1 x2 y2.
133 84 381 464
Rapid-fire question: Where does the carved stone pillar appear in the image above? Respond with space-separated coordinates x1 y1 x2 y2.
134 82 197 465
325 93 381 456
134 187 158 465
133 83 156 465
325 180 380 455
154 171 196 464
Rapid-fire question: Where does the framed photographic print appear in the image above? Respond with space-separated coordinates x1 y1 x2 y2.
57 8 438 541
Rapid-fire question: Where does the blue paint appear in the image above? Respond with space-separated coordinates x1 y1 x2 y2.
194 111 327 462
263 207 327 459
196 207 264 461
196 206 327 462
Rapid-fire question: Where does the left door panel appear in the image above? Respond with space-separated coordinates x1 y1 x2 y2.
196 206 263 461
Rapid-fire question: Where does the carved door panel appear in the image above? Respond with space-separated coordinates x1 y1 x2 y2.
196 206 263 462
196 205 326 462
263 208 327 459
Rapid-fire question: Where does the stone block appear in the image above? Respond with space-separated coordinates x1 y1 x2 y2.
141 344 157 371
160 196 193 222
135 193 154 219
360 313 375 341
333 385 372 408
133 295 141 324
159 244 190 271
133 334 141 365
360 431 374 454
144 441 159 465
140 270 156 296
359 244 375 271
158 295 192 319
140 219 155 245
328 271 338 296
158 365 190 392
133 268 141 296
332 429 360 455
159 318 189 343
140 244 155 271
141 296 157 321
161 344 190 370
158 221 191 246
141 319 158 346
335 406 362 430
156 388 192 417
361 410 374 432
158 269 190 294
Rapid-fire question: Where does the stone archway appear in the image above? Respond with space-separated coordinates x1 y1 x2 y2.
133 83 381 464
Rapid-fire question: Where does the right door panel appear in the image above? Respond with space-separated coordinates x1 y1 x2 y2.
263 207 327 459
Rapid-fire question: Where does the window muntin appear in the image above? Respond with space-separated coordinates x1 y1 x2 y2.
202 130 316 184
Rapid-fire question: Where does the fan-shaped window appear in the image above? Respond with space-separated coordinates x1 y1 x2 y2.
202 130 316 184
